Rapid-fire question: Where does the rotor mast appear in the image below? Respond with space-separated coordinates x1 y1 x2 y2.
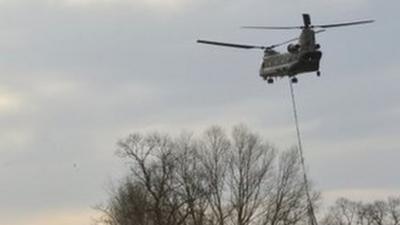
299 14 317 52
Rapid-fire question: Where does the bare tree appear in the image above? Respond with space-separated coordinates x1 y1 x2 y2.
116 133 189 225
387 197 400 225
322 196 400 225
199 126 231 225
97 125 319 225
227 125 276 225
365 201 388 225
322 198 360 225
262 148 319 225
174 133 209 225
95 179 151 225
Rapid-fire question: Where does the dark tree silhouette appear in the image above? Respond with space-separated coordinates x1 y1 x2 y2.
322 196 400 225
96 125 319 225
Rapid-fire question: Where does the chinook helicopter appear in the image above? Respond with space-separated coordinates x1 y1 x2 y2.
197 14 374 84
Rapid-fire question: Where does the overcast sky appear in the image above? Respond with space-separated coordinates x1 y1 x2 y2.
0 0 399 224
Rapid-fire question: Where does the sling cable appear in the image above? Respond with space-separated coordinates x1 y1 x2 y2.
288 80 318 225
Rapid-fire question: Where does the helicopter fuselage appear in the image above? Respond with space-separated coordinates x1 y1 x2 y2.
260 50 322 79
260 28 322 80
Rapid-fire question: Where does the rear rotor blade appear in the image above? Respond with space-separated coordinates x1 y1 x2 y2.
197 40 267 49
242 26 303 30
243 19 373 30
312 20 374 28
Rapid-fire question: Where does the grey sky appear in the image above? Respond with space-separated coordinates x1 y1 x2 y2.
0 0 399 224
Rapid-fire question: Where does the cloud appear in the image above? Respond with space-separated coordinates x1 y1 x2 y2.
0 128 34 153
0 208 98 225
0 92 21 114
50 0 191 12
300 0 371 12
323 188 400 206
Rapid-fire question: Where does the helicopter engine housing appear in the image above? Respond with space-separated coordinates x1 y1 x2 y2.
287 44 300 53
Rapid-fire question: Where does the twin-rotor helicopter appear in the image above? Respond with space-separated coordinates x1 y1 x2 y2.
197 14 374 84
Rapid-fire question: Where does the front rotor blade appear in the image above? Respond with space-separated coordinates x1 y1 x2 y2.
242 26 303 30
315 29 326 34
313 20 374 28
269 37 300 48
268 29 326 48
197 40 266 49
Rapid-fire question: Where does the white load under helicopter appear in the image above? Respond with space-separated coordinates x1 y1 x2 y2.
197 14 374 84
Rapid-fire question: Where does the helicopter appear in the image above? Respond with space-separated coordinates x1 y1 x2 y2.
197 14 374 84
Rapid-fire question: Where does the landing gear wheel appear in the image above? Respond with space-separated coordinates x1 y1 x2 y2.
267 78 274 84
317 71 321 77
291 77 298 83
